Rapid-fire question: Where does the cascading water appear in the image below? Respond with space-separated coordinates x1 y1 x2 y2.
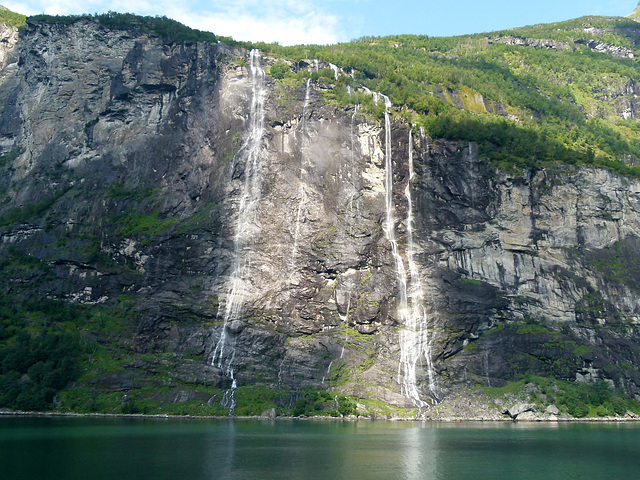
289 78 312 283
380 95 437 410
211 49 267 412
340 296 351 359
329 63 340 80
401 130 437 400
349 104 360 214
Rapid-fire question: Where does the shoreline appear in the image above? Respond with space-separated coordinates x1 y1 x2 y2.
2 409 640 423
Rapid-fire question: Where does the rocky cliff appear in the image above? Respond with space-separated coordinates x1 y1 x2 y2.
2 17 640 417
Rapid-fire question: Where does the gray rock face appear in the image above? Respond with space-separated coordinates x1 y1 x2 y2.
2 19 640 410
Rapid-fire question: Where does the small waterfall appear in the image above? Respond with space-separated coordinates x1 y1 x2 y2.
322 361 334 384
277 358 286 388
329 63 339 80
340 296 351 359
483 349 491 387
212 49 267 413
302 78 311 128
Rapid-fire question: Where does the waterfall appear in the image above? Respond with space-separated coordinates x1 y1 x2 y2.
380 96 436 409
302 78 311 128
340 296 351 359
322 361 333 384
289 79 312 283
212 49 267 412
401 130 437 400
349 104 360 214
329 63 339 80
483 349 491 387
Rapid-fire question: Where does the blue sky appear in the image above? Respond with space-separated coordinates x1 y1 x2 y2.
4 0 638 45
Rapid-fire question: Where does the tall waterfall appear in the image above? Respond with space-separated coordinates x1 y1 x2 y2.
401 130 437 402
212 49 267 412
349 104 360 214
290 79 312 283
380 96 437 409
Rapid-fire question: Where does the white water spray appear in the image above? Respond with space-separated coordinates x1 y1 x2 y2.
212 49 267 412
289 79 312 282
322 361 334 384
329 63 340 80
380 96 437 409
340 296 351 359
401 130 437 400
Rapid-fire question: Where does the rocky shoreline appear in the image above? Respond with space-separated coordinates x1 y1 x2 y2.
2 409 639 423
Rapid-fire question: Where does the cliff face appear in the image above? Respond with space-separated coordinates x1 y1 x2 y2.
2 19 640 413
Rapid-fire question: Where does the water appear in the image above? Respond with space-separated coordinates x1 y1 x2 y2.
379 97 435 408
329 63 340 80
402 131 437 399
212 49 267 412
2 417 640 480
289 78 312 284
349 104 360 214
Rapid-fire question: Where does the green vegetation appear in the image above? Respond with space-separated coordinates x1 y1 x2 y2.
268 61 290 80
0 292 363 417
29 12 220 44
113 212 177 237
0 187 70 227
0 331 80 411
0 296 83 411
106 181 160 201
0 7 26 28
290 388 357 417
484 375 640 418
256 16 640 176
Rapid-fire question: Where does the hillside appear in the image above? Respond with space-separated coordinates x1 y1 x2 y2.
1 9 640 420
258 15 640 177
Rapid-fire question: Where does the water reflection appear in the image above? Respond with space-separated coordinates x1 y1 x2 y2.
403 423 437 479
2 418 640 480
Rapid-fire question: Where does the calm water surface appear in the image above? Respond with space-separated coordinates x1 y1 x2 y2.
1 416 639 479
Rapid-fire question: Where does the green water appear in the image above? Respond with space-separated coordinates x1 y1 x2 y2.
1 417 639 479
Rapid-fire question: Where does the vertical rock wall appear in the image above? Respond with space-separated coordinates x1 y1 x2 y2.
2 19 640 409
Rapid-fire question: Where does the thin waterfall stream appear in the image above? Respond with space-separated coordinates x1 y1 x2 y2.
290 78 312 283
211 49 267 413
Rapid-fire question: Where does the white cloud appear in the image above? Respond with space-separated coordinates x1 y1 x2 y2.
182 11 343 45
169 0 346 45
7 0 346 45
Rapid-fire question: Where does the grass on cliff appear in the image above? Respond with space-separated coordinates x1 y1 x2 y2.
27 11 235 45
483 374 640 418
256 15 640 177
0 8 25 28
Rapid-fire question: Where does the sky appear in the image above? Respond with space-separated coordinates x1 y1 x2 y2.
3 0 639 46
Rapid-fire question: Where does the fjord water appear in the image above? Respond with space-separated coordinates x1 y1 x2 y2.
2 417 640 480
